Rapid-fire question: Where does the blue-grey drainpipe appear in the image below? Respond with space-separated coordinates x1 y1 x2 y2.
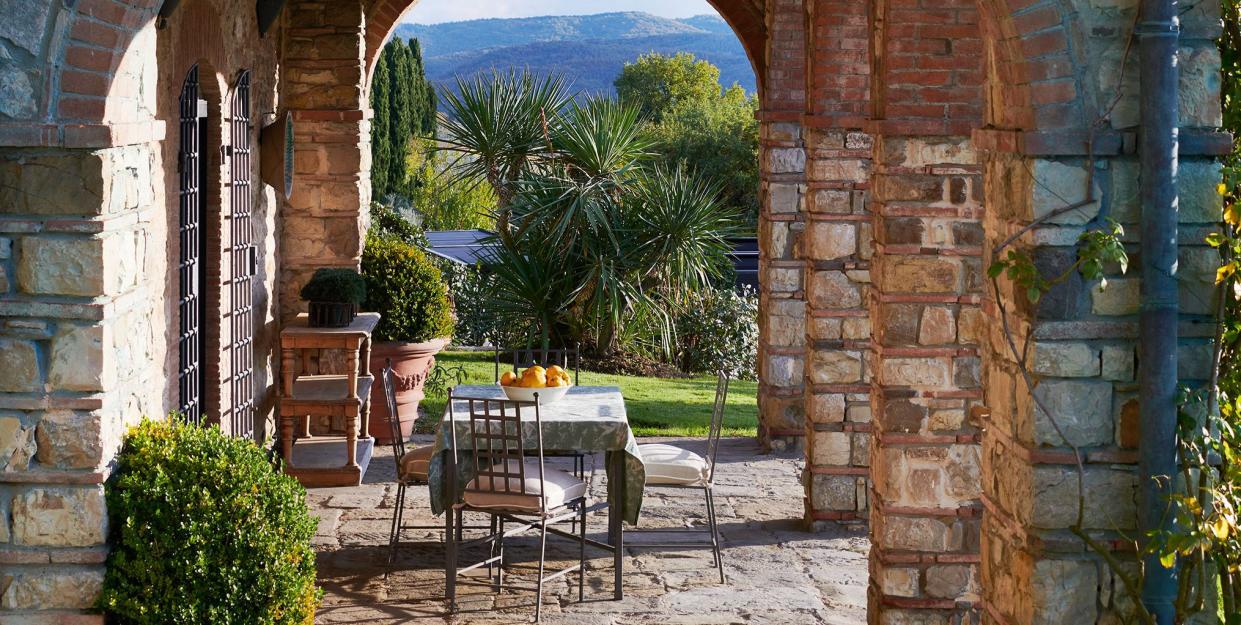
1136 0 1180 622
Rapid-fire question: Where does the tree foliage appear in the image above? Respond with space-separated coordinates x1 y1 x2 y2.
370 38 436 202
615 53 760 226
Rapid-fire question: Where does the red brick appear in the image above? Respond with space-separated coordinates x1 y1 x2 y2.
64 45 115 72
58 96 107 120
71 19 123 48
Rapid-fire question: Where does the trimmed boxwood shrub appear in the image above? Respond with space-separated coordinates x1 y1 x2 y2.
99 419 319 625
675 285 759 379
299 267 366 304
361 231 455 343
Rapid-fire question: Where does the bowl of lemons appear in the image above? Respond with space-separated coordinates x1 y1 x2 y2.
498 365 572 404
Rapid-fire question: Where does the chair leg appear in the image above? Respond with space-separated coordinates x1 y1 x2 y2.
579 501 587 602
496 516 506 593
386 482 405 576
705 488 725 584
536 520 548 623
487 514 498 586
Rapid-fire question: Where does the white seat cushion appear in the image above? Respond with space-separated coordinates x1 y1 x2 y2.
639 443 710 486
463 460 587 513
399 445 434 482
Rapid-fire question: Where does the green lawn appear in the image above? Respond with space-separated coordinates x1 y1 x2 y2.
418 351 758 437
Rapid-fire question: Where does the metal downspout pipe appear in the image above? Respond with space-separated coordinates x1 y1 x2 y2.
1136 0 1180 622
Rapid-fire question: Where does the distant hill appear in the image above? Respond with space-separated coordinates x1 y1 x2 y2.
392 12 756 99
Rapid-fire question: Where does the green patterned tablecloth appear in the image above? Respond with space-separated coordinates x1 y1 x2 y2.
426 385 645 524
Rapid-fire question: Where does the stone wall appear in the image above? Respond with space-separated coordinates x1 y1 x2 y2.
0 1 283 621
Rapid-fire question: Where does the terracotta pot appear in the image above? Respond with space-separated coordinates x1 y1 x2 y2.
368 337 449 443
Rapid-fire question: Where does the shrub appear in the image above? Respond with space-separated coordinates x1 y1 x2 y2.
362 231 455 342
675 285 759 379
299 267 366 304
369 201 426 247
99 419 319 625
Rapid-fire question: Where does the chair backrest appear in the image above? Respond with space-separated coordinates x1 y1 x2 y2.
381 359 407 473
493 344 580 386
447 390 548 508
705 371 730 481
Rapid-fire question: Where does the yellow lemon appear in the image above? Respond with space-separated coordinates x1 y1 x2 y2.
546 376 563 387
500 371 517 386
547 365 565 377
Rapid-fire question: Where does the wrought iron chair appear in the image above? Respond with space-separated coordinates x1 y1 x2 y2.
494 343 586 480
444 392 589 622
628 371 730 583
381 360 489 576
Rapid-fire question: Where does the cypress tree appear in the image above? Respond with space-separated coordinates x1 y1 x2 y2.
369 37 437 203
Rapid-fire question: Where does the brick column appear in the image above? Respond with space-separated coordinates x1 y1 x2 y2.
757 0 809 453
866 0 986 622
280 0 372 320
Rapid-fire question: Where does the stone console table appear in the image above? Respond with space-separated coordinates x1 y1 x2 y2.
278 312 379 487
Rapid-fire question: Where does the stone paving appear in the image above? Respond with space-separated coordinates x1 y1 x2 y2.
309 437 869 624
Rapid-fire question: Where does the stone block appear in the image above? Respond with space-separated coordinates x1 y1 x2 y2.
0 236 11 258
884 399 927 433
808 270 861 309
805 222 856 261
879 567 920 598
879 516 957 552
884 136 976 169
768 148 806 174
812 431 852 466
766 300 805 348
0 412 36 471
1090 278 1140 316
767 355 804 388
16 237 105 296
957 307 984 345
767 267 801 293
768 183 803 214
48 324 110 392
1 568 105 610
883 304 921 345
842 317 870 340
1032 160 1101 225
882 445 981 508
1034 247 1087 320
1179 342 1214 382
1033 379 1114 447
882 358 950 387
847 404 872 423
810 474 856 511
851 432 870 467
35 410 103 469
881 257 959 294
925 565 975 599
1178 160 1224 224
1101 344 1135 382
953 357 980 388
0 152 113 216
1032 466 1137 530
918 307 956 345
0 338 40 392
12 486 107 547
812 158 869 183
1031 342 1100 378
0 0 54 55
809 393 846 424
812 189 852 213
1179 45 1222 128
809 317 842 340
811 350 863 384
1031 559 1099 625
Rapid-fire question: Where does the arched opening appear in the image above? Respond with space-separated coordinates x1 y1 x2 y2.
175 64 209 425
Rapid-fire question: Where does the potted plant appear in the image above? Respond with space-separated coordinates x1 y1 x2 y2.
361 231 455 442
299 268 366 328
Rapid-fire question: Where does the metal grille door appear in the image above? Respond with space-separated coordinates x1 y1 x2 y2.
177 65 207 426
228 71 257 440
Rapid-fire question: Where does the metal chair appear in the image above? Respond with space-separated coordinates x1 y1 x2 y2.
445 392 589 622
628 371 730 583
494 343 586 481
381 360 489 576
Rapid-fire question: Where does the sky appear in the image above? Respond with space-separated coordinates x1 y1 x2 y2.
402 0 718 24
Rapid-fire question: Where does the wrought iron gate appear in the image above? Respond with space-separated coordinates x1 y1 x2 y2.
177 65 207 426
227 71 257 440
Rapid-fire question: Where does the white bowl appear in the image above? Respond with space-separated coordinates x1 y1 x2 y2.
500 384 571 404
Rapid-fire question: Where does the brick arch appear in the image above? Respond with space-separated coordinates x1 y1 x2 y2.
362 0 769 96
972 0 1091 132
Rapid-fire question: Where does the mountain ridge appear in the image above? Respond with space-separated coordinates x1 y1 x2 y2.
392 12 755 97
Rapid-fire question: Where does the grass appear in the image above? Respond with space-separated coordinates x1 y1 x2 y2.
419 351 758 437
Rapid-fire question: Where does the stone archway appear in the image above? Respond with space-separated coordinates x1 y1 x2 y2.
0 1 1228 624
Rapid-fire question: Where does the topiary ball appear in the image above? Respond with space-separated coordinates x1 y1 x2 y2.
361 232 455 343
99 419 320 625
299 268 366 305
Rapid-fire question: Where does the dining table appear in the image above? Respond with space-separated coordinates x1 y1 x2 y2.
425 384 645 601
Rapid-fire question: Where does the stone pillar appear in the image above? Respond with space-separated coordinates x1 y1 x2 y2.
971 1 1228 623
866 0 987 622
757 0 809 453
800 0 876 526
280 0 372 320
